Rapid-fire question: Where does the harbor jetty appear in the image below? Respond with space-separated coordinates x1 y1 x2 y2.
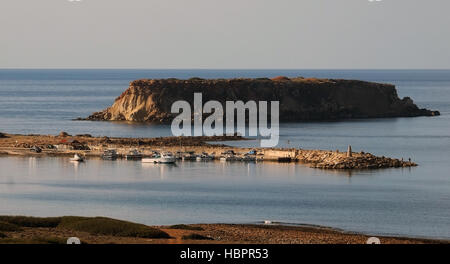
0 133 417 170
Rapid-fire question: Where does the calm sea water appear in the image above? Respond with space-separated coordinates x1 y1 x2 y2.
1 69 449 239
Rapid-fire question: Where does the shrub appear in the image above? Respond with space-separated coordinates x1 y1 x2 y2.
0 232 6 238
169 224 204 231
0 221 23 232
0 216 62 228
0 216 170 239
182 234 213 240
271 76 290 81
30 237 67 244
58 217 170 238
0 237 67 244
188 77 204 81
75 134 92 138
58 216 91 226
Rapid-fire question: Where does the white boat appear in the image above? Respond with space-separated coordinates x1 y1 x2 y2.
142 156 159 163
70 154 84 162
142 152 176 164
159 153 176 164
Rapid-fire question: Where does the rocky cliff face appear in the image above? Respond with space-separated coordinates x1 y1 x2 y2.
86 77 439 123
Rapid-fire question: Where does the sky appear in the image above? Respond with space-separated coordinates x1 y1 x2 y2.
1 0 449 69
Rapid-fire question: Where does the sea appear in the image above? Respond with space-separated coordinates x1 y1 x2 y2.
0 69 449 239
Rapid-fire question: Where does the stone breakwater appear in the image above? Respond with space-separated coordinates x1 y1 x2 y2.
296 150 416 169
0 134 416 170
84 77 439 123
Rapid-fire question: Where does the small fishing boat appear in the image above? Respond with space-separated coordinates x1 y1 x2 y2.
70 154 84 162
101 149 118 160
222 150 236 156
125 149 142 160
247 150 258 155
142 155 159 163
142 152 176 164
196 152 214 161
159 152 176 164
242 154 256 162
30 146 42 153
175 151 183 160
182 151 197 161
220 154 237 162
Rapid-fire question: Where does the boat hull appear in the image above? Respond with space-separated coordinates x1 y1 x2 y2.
159 157 176 164
142 157 176 164
126 155 142 160
102 155 118 160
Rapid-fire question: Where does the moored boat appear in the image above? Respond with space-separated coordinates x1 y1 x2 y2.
220 154 238 162
196 152 214 161
70 154 84 162
125 149 142 160
182 151 197 161
101 149 118 160
159 152 176 164
242 155 256 162
142 152 176 164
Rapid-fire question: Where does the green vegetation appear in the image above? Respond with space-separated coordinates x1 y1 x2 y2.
168 224 204 231
0 216 61 228
0 232 6 238
182 233 213 240
57 217 170 238
0 237 67 244
0 216 170 239
0 221 23 232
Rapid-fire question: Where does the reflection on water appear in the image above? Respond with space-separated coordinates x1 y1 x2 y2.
1 156 449 240
141 162 178 180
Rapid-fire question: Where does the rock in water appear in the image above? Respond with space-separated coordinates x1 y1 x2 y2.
85 78 440 123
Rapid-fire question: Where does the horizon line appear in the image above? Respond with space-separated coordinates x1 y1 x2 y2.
1 68 450 71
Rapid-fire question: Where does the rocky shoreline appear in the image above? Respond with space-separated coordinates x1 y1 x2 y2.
84 77 439 123
0 133 417 170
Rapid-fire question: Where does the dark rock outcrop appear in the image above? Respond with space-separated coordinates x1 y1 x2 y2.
85 77 439 123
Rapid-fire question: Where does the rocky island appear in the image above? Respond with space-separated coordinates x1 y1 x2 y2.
85 77 439 123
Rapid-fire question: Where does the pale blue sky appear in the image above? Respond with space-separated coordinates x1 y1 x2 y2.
1 0 449 69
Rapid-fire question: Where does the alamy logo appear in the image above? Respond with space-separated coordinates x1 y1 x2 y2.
171 93 279 147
